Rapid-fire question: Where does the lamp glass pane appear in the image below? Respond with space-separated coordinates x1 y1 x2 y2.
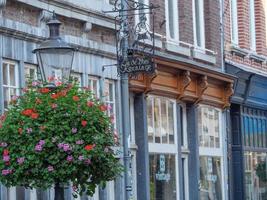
39 48 74 84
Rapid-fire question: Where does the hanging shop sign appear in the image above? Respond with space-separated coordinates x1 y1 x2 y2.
156 155 171 181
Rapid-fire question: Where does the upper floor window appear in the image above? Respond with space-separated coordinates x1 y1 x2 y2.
230 0 239 45
165 0 179 41
2 60 20 110
193 0 205 49
88 75 100 98
249 0 256 51
70 72 82 87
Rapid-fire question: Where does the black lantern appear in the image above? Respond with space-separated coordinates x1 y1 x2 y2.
33 12 75 87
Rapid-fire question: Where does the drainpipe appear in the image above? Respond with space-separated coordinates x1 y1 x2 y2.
220 0 225 72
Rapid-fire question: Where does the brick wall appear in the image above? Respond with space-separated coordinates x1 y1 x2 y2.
151 0 166 36
204 0 222 66
224 0 267 72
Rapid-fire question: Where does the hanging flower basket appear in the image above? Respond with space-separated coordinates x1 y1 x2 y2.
0 81 121 197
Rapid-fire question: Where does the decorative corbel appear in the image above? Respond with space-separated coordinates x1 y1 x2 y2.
195 75 208 104
83 22 92 33
223 83 234 109
177 70 191 100
144 70 158 94
39 10 53 26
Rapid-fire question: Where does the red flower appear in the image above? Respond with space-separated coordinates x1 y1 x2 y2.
87 101 94 107
100 105 107 111
84 144 95 151
81 120 87 127
3 149 9 156
60 90 67 97
39 88 50 94
51 93 59 99
22 109 33 116
18 128 23 134
31 113 39 119
73 96 80 101
0 124 2 129
5 161 10 166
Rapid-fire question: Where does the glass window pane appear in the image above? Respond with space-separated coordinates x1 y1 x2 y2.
154 98 161 143
168 0 174 39
168 102 174 144
244 152 267 200
147 97 154 143
3 87 9 109
109 83 114 101
149 154 177 200
3 63 8 85
9 64 16 86
199 156 222 200
161 100 168 144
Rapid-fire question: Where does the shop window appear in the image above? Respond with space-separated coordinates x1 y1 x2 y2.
242 108 267 149
147 96 175 144
165 0 179 41
193 0 205 49
2 60 20 110
244 152 267 200
103 79 116 124
147 96 180 200
230 0 239 45
198 105 225 200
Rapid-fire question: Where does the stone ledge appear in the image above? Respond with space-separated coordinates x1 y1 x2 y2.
165 41 191 57
192 48 216 64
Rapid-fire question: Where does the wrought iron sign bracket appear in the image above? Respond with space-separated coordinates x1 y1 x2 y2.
104 0 159 77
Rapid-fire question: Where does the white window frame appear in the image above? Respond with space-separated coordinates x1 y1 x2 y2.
70 72 82 87
198 105 226 200
147 95 180 200
88 75 100 98
2 60 20 110
230 0 239 46
24 64 38 82
249 0 256 51
192 0 205 49
165 0 179 42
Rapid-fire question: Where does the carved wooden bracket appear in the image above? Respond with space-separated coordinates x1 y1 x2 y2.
223 83 234 109
144 70 158 94
177 70 191 100
195 75 208 104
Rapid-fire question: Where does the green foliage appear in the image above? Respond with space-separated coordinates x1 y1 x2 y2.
0 81 122 196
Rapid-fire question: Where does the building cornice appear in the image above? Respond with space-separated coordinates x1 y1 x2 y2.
15 0 115 30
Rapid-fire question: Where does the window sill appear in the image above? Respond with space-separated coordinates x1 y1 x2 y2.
248 53 267 64
165 40 191 57
192 48 216 64
230 45 249 57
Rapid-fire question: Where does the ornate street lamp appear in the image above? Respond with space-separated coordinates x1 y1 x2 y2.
33 12 75 200
33 12 75 87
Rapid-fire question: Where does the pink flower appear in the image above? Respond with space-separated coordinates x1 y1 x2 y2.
3 155 10 162
63 144 71 152
78 155 84 161
57 143 64 149
0 142 7 147
55 81 62 86
67 155 73 162
72 128 77 134
2 169 11 176
87 101 94 107
35 144 43 152
27 128 33 134
48 166 54 172
17 157 25 165
76 140 84 145
11 95 18 101
32 81 39 87
39 140 45 146
51 103 58 109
